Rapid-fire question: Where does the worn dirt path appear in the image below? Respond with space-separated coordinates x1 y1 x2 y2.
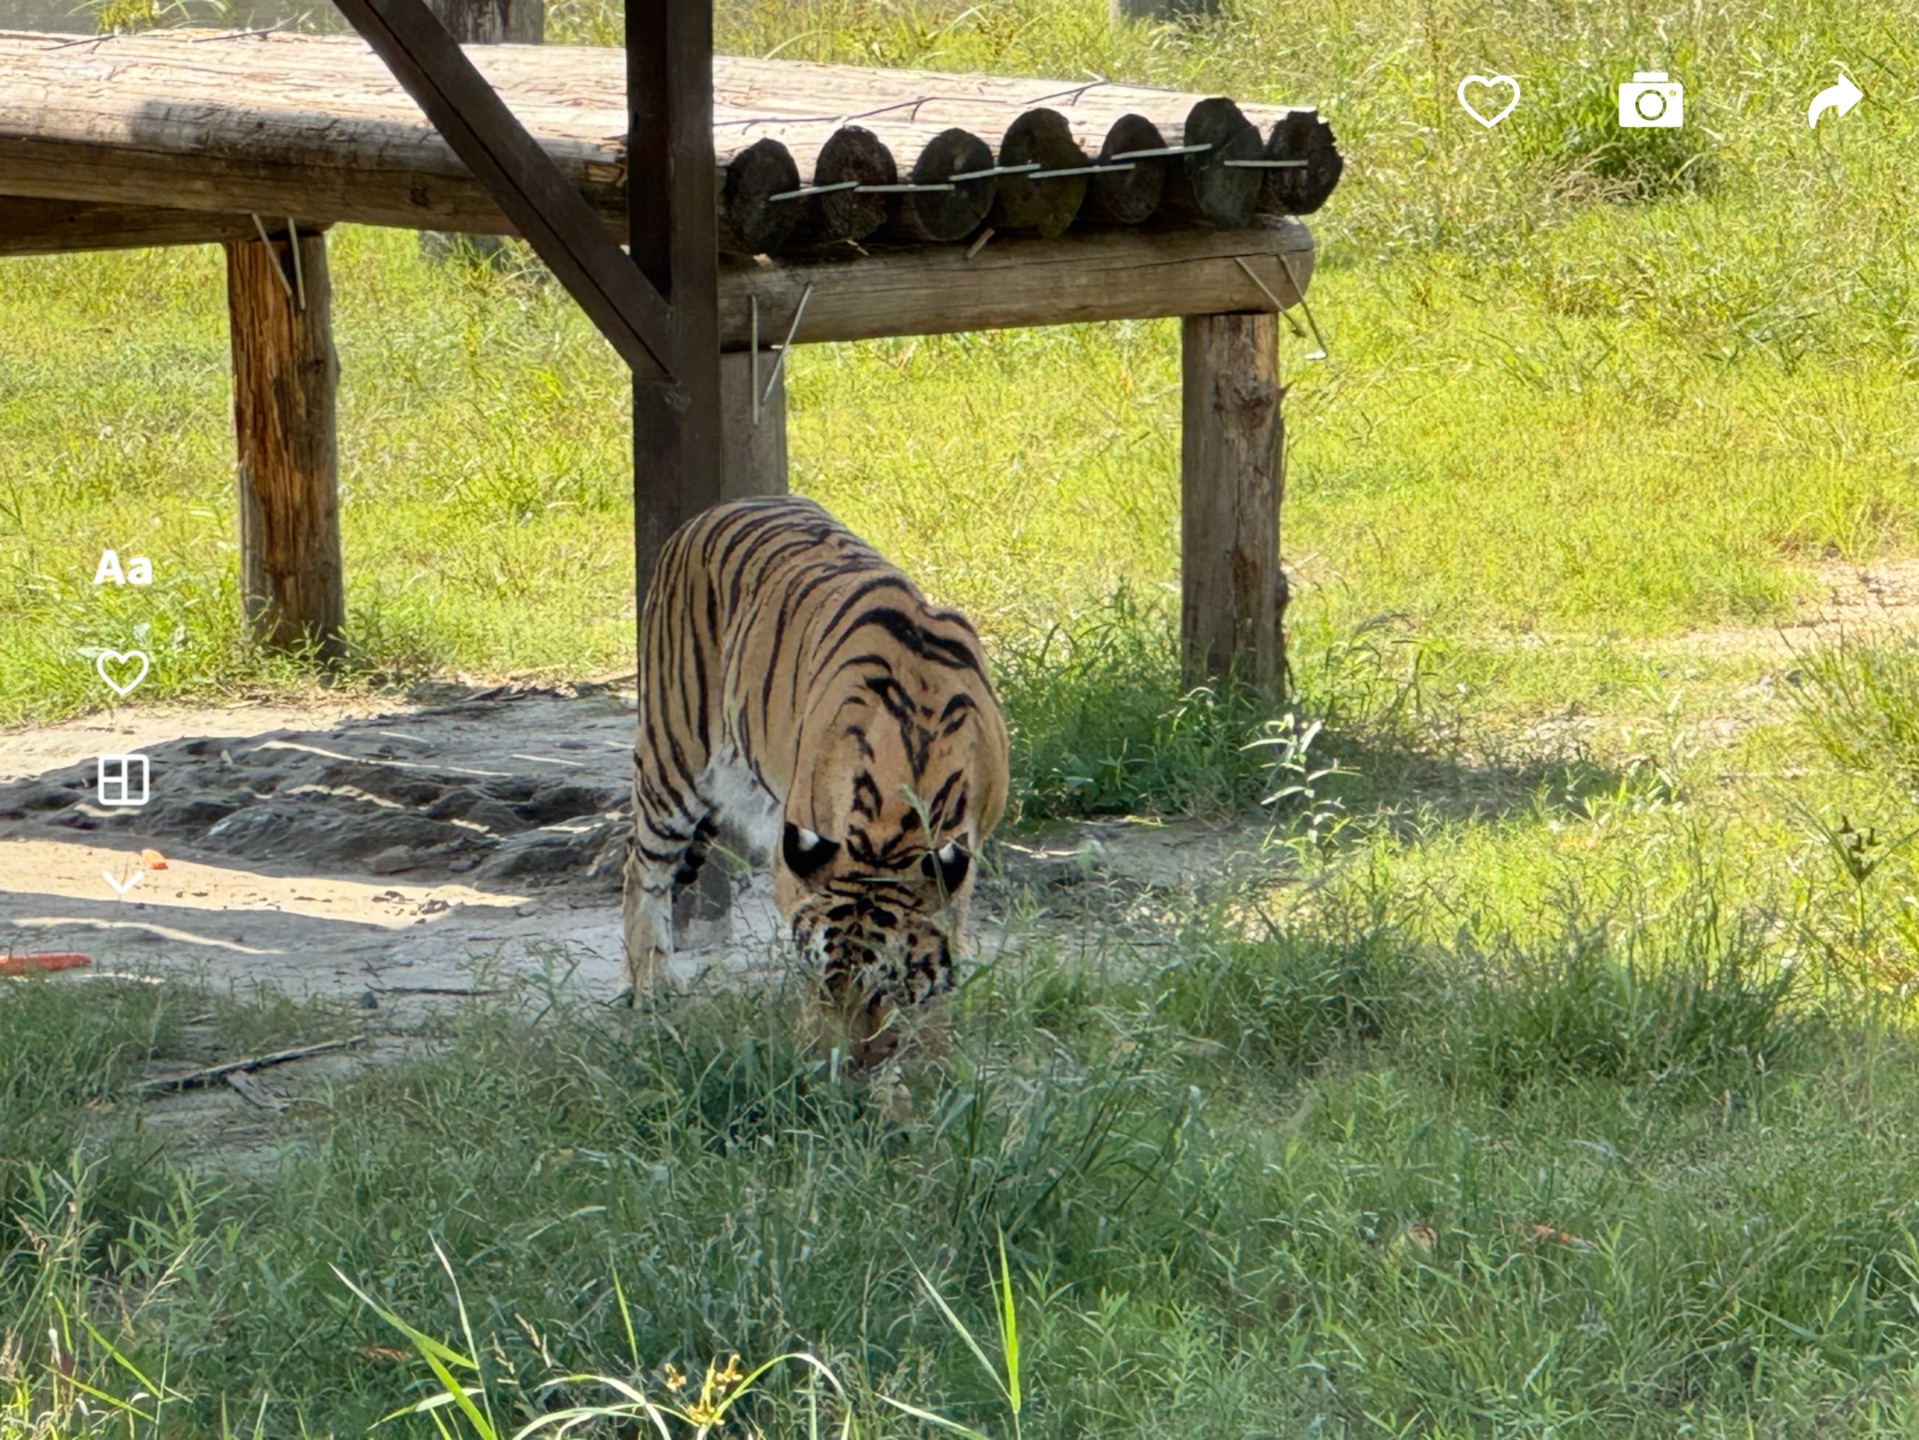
0 685 786 1006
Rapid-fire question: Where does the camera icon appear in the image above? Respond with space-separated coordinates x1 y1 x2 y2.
1618 71 1684 128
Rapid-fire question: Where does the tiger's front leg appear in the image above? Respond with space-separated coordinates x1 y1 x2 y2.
621 754 707 1001
620 840 675 999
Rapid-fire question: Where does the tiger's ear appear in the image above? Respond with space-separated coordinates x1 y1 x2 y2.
782 822 841 877
920 839 971 893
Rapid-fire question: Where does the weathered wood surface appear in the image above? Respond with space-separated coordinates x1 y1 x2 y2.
0 196 330 255
0 30 1339 250
1180 310 1285 694
715 217 1313 350
226 227 344 662
0 199 1311 351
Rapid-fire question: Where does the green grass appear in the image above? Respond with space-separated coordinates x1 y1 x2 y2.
5 0 1918 740
6 853 1919 1437
1788 631 1919 789
7 0 1919 1432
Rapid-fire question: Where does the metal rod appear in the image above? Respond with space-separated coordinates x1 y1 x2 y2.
286 215 306 310
248 214 295 300
1222 158 1309 169
947 161 1043 181
187 19 293 38
1110 142 1213 160
1271 248 1329 360
720 78 1117 130
761 281 814 407
853 182 957 193
767 179 861 202
1232 255 1309 339
1231 254 1286 312
965 227 995 259
1029 161 1134 179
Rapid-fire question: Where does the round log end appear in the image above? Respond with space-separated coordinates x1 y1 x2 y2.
721 137 802 255
1260 110 1345 216
990 108 1089 238
887 127 996 244
1083 113 1168 227
784 125 898 250
1161 97 1264 228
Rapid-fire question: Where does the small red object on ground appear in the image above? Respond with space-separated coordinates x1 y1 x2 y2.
0 952 94 976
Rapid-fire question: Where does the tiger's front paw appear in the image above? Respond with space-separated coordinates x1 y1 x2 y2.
622 852 676 997
621 936 668 997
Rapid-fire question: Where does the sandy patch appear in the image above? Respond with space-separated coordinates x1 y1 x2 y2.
0 686 786 1005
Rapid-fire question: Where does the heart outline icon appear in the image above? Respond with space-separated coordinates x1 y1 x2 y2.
1457 74 1521 129
95 649 151 698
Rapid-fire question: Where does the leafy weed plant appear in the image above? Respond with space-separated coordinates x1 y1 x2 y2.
1787 630 1919 788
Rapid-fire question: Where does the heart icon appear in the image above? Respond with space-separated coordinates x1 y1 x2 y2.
95 649 151 697
1457 74 1521 129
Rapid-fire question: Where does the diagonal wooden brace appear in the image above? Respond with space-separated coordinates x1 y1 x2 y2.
331 0 677 382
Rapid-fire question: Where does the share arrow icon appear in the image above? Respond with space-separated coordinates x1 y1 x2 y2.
1808 73 1863 128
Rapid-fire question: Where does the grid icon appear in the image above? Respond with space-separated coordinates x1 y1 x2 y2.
96 753 151 808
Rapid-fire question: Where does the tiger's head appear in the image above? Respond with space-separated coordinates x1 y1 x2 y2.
777 665 1008 1070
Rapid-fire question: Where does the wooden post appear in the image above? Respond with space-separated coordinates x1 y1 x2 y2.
628 0 724 594
425 0 541 44
421 0 544 262
225 227 345 662
719 349 788 500
1180 311 1285 697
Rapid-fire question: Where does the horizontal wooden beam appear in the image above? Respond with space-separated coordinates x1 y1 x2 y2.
716 219 1315 350
0 134 567 237
0 197 332 256
0 202 1313 340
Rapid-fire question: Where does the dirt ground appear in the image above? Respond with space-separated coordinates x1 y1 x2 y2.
0 684 651 1003
0 681 1268 998
0 683 1274 1159
7 557 1906 1005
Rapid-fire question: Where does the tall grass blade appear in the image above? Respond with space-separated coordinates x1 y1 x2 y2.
332 1266 496 1438
876 1394 995 1440
994 1230 1021 1420
912 1263 1007 1403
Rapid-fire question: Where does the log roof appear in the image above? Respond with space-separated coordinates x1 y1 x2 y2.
0 28 1342 253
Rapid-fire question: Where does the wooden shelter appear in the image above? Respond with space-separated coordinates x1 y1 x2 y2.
0 19 1339 693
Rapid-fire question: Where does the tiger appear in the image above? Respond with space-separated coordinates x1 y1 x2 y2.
622 495 1010 1069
